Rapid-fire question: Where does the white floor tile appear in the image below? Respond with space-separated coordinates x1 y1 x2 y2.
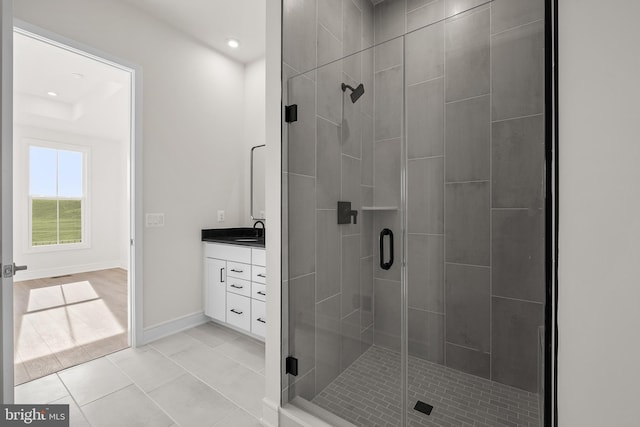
14 373 68 404
109 346 186 392
81 384 173 427
184 322 240 348
148 373 237 427
58 357 131 406
50 395 90 427
149 332 201 356
212 407 262 427
169 341 239 385
214 336 265 373
208 365 265 419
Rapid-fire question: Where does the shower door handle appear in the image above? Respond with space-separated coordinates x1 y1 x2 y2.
379 228 394 270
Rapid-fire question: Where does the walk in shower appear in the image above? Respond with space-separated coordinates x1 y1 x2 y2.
282 0 547 426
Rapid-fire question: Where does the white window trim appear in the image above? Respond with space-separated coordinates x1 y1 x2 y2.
24 138 91 254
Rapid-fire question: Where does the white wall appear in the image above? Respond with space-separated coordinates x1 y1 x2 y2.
14 0 247 328
558 1 640 426
243 58 266 222
13 125 128 280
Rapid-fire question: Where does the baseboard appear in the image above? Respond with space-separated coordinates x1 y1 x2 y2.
142 311 208 345
14 260 125 282
261 397 279 427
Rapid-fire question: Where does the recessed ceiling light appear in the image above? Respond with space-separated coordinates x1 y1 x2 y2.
47 91 58 97
226 38 240 49
71 73 84 79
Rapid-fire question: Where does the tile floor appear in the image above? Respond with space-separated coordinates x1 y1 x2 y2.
312 346 540 427
14 322 264 427
14 269 128 385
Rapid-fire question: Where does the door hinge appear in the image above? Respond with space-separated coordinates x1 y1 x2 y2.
130 239 134 246
285 104 298 123
285 356 298 376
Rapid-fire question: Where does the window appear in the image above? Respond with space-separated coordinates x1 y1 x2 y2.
29 145 86 247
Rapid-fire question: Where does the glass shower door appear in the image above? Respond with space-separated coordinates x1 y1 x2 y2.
284 36 407 426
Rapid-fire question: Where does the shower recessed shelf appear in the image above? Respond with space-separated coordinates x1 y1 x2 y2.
361 206 398 211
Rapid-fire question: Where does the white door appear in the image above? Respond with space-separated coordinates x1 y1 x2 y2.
0 0 15 403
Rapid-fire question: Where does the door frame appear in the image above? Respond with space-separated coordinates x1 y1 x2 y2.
1 17 144 401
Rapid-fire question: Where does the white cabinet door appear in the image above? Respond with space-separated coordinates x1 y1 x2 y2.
205 258 226 322
251 299 266 338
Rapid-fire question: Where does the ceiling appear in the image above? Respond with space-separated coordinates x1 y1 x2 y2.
120 0 266 64
14 32 132 142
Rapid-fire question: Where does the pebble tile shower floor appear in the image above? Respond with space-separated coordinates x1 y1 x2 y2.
312 346 540 427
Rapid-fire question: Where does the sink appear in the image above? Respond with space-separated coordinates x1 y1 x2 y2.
201 227 265 247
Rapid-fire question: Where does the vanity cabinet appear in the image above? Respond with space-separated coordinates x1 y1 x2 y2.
203 242 266 340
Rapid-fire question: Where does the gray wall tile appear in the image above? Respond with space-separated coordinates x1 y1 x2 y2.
374 279 401 351
444 0 487 18
491 0 544 35
342 235 361 316
290 273 316 378
317 60 343 125
283 0 317 73
445 263 490 352
341 309 363 370
315 294 341 393
408 234 444 313
374 138 402 208
318 0 343 42
406 22 444 86
407 78 444 159
491 20 544 120
289 174 316 278
492 114 544 208
407 0 433 13
445 343 490 379
316 117 341 209
409 308 444 363
341 155 362 235
492 297 544 392
361 48 374 117
374 0 406 44
288 368 316 401
341 73 362 159
374 66 403 141
445 8 489 102
361 256 374 328
445 95 490 183
361 0 375 48
361 325 374 353
407 157 444 234
492 209 544 303
343 0 362 81
361 187 374 257
316 210 341 302
361 114 374 185
407 0 445 32
318 24 342 66
445 181 490 266
374 37 403 73
288 75 316 176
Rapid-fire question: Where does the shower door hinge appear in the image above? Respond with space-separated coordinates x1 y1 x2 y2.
286 356 298 376
285 104 298 123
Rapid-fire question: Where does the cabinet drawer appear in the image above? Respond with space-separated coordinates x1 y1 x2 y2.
204 243 251 264
227 277 251 297
251 299 266 338
252 266 266 284
252 283 266 301
226 293 251 332
227 261 251 281
252 248 266 267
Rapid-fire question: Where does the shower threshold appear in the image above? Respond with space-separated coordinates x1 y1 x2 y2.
311 345 540 427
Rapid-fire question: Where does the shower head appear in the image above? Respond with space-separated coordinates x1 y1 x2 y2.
341 82 365 103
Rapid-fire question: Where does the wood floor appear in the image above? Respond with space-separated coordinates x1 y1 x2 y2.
13 268 129 385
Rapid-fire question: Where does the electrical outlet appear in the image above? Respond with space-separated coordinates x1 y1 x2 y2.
217 210 225 222
145 213 165 227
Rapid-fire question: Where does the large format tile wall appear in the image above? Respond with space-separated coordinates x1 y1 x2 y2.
282 0 377 402
398 0 545 393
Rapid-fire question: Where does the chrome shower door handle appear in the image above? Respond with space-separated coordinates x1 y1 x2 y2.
379 228 394 270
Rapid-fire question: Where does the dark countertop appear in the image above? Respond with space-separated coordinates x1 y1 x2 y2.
201 227 265 248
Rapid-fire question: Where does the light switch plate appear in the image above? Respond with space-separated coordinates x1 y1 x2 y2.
146 213 165 227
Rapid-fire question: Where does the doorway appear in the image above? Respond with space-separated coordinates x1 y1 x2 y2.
12 28 135 385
